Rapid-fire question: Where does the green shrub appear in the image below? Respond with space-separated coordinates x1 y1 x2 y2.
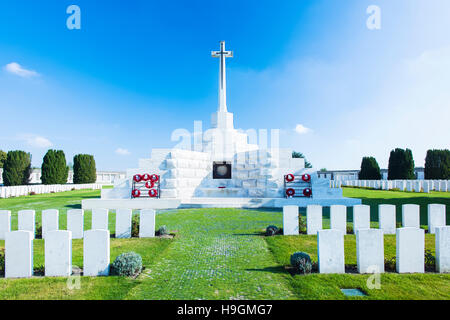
73 154 96 184
425 250 436 270
388 148 415 180
35 224 42 239
2 150 32 186
0 249 5 275
290 252 312 274
359 156 381 180
111 252 143 277
41 150 69 185
299 215 307 234
385 257 396 271
346 225 354 234
131 214 139 238
156 225 168 236
265 225 278 236
425 149 450 179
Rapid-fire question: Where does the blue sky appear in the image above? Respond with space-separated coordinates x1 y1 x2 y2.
0 0 449 171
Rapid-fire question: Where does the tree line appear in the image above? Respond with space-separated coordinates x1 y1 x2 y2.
359 148 450 180
0 149 96 186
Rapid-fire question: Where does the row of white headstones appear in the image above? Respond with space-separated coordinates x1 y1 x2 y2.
283 204 449 274
0 209 156 279
332 179 450 192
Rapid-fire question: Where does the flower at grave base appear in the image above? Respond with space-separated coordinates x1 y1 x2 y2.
145 181 154 189
302 174 311 182
286 188 295 197
149 189 158 197
142 173 151 181
133 174 143 182
285 174 295 182
303 188 312 197
132 189 141 198
150 174 159 182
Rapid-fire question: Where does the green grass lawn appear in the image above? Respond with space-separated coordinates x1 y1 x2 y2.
0 187 449 300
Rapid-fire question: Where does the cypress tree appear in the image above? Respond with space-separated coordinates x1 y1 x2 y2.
73 154 96 184
0 150 6 168
425 149 450 179
2 150 32 186
358 156 381 180
41 150 69 185
388 148 415 180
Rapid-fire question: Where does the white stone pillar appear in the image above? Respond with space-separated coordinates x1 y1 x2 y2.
92 208 109 230
5 231 33 278
139 209 156 238
42 209 59 239
115 208 132 238
318 229 345 274
283 205 299 235
353 205 370 232
67 209 84 239
402 204 420 228
356 229 384 274
0 210 11 240
306 205 322 235
428 204 446 234
18 210 35 239
396 228 424 273
378 204 396 234
83 229 110 276
435 226 450 273
330 205 347 234
45 230 72 277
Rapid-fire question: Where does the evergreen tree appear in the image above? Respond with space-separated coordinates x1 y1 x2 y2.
358 156 381 180
2 150 32 186
41 150 69 185
425 149 450 179
73 154 97 184
388 148 415 180
292 151 312 168
0 150 6 168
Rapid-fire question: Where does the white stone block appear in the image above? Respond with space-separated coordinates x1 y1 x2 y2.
67 209 84 239
0 210 11 240
45 230 72 277
92 208 109 230
396 228 424 273
435 226 450 273
42 209 59 239
116 208 132 238
428 204 446 234
283 205 299 235
356 229 384 274
139 209 155 238
330 205 347 234
318 229 345 274
353 205 370 232
18 210 36 239
5 231 33 278
307 205 322 235
402 204 420 228
378 204 396 234
83 229 110 276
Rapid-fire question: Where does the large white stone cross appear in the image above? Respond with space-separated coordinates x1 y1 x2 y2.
212 41 233 112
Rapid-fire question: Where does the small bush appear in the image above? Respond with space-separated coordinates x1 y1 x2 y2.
385 257 396 271
346 225 354 234
35 224 42 239
299 215 307 234
265 225 278 236
290 252 312 274
425 250 436 270
396 222 402 228
156 225 168 236
0 249 5 275
111 252 143 277
131 214 139 237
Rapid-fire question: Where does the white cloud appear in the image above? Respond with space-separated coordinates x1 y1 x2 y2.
295 124 312 135
20 134 53 148
115 148 130 155
4 62 39 78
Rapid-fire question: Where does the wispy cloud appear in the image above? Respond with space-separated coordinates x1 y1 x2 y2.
4 62 39 78
115 148 130 155
19 134 53 148
294 124 312 135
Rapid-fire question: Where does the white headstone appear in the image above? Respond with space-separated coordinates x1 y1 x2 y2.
415 180 422 193
0 210 11 240
396 227 424 273
83 229 110 276
402 204 420 228
18 210 35 238
318 229 345 274
435 226 450 273
423 181 430 193
307 205 322 235
45 230 72 277
42 209 59 239
283 205 299 235
378 204 396 234
427 204 446 234
115 208 132 238
92 208 109 230
353 205 370 232
67 209 84 239
5 231 33 278
330 205 347 234
356 229 384 274
139 209 156 238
